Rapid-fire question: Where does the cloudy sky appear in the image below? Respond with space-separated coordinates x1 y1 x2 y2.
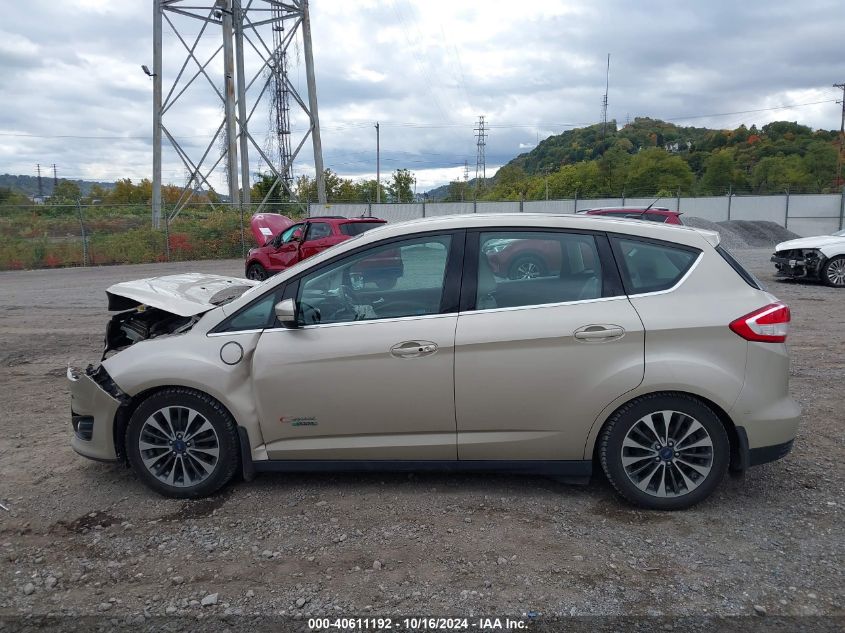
0 0 842 193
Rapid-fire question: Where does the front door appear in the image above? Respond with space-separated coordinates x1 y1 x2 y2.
268 223 305 270
252 233 463 460
454 230 645 461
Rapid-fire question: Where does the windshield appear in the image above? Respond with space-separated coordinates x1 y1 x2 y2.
340 221 384 236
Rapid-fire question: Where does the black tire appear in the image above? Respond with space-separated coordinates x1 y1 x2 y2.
821 255 845 288
507 254 545 280
126 388 240 499
246 262 268 281
599 393 729 510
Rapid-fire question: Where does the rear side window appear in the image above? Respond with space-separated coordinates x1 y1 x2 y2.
613 237 699 294
643 213 669 223
716 245 763 289
340 222 383 236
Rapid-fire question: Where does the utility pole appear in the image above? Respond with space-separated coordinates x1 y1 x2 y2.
474 115 487 197
36 164 43 198
375 122 380 203
834 82 845 188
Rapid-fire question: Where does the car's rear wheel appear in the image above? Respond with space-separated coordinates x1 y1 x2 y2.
508 255 545 280
126 388 239 498
246 263 268 281
599 393 729 510
822 256 845 288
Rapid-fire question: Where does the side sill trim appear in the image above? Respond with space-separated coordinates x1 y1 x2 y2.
749 440 794 467
252 459 592 480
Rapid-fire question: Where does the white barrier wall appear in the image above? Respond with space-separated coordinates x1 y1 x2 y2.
309 194 844 237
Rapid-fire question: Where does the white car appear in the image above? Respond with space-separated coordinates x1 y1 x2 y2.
771 228 845 287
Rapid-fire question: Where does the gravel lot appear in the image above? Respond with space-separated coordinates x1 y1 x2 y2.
0 249 842 625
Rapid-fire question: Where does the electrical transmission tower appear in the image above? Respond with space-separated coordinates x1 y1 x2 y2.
601 54 610 138
474 115 487 197
150 0 326 229
36 164 43 198
52 164 58 190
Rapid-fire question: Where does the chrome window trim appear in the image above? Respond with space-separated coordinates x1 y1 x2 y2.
626 251 703 298
208 328 265 338
458 294 626 316
261 312 457 332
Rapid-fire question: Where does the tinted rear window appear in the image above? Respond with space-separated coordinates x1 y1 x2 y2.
340 221 384 236
613 237 700 294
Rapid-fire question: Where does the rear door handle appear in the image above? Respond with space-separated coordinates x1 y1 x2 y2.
574 325 625 341
390 341 438 358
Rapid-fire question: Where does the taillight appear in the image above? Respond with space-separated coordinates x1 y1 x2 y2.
729 303 790 343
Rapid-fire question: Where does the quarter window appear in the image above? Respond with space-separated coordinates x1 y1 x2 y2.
297 236 452 325
477 231 604 309
614 238 699 294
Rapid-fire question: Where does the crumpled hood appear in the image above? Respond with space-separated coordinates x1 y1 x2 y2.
106 273 259 317
251 213 294 246
775 235 845 251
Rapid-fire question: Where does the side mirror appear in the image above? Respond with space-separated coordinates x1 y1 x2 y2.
292 228 304 242
274 298 298 328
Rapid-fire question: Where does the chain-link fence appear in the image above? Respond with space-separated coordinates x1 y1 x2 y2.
0 202 306 271
2 192 843 272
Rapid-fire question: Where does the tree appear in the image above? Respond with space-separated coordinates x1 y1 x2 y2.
698 150 738 195
445 180 470 202
49 180 81 203
751 155 811 193
625 148 694 195
387 169 414 203
803 142 838 192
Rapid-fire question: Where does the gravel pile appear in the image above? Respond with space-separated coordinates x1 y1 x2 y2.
684 217 801 250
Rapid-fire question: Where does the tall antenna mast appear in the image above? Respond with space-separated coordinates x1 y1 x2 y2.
601 53 610 138
474 115 487 197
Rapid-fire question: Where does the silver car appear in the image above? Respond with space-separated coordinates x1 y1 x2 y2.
68 214 800 510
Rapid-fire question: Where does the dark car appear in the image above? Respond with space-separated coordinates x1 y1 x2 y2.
246 214 401 286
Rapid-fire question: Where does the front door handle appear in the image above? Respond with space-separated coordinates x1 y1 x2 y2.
390 341 438 358
574 325 625 341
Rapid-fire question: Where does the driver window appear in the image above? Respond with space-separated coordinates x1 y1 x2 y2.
297 235 452 326
280 224 303 244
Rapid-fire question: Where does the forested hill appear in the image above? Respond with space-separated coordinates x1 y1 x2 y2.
437 118 842 202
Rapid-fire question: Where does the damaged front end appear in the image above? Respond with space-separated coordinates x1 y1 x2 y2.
103 307 196 358
771 248 824 280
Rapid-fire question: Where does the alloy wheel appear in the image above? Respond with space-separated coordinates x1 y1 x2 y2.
138 406 220 487
620 410 714 498
826 258 845 286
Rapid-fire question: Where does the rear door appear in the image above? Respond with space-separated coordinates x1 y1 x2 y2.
454 229 645 461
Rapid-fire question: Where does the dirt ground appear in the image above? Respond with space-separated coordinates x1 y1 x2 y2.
0 249 842 625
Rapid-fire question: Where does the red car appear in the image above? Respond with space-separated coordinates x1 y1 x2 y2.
246 214 401 286
485 207 684 280
579 207 684 225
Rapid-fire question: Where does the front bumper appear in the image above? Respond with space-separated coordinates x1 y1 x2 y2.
67 366 122 462
771 252 823 279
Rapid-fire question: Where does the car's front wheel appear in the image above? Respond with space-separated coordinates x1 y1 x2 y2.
822 255 845 288
599 393 729 510
246 262 268 281
126 388 240 498
508 255 545 280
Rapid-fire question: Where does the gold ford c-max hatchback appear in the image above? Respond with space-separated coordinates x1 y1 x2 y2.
68 214 800 510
